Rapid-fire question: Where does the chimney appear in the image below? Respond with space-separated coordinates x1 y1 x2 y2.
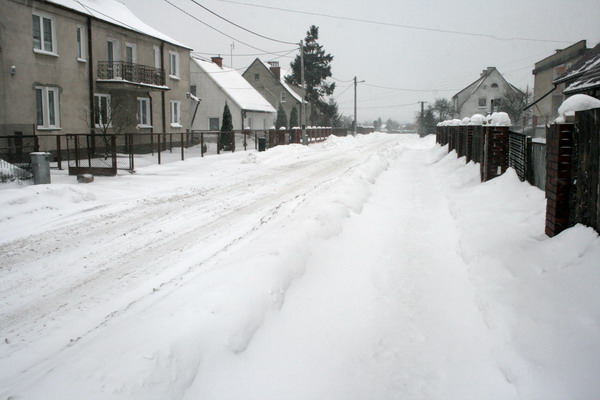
481 69 487 78
268 61 281 80
211 56 223 68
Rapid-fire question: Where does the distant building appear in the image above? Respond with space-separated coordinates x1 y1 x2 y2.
0 0 191 147
452 67 521 119
242 59 306 127
530 40 588 130
189 56 276 131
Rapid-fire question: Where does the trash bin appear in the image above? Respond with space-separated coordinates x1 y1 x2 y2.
258 137 266 152
30 152 51 185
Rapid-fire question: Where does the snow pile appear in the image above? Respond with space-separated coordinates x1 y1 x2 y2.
1 134 599 399
487 111 512 126
469 114 486 125
555 94 600 123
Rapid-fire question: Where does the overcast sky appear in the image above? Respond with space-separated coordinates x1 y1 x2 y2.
120 0 600 124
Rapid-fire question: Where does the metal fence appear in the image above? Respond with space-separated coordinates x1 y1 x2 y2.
0 135 39 181
508 131 529 182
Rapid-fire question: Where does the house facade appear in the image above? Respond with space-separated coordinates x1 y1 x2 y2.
0 0 191 149
530 40 588 129
190 56 275 131
242 59 305 128
452 67 521 119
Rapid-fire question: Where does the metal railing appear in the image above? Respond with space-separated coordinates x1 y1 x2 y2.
97 61 166 86
0 135 39 181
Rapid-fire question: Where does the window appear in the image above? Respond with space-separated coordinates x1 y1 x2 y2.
76 25 86 61
35 86 60 129
491 83 499 89
125 42 137 64
190 85 197 97
478 97 487 108
169 51 180 78
254 73 259 81
170 100 181 127
137 97 151 127
107 39 119 62
94 94 111 128
209 117 220 131
154 45 161 68
280 92 286 103
32 12 56 55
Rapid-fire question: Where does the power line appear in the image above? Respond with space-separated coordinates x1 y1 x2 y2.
192 49 297 57
339 102 417 110
160 0 296 57
188 0 297 45
362 83 459 92
217 0 572 44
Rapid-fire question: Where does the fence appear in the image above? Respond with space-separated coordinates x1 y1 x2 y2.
0 135 39 181
437 107 600 237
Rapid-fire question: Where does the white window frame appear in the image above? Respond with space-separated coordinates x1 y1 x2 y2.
35 86 60 130
75 25 86 62
125 42 137 64
153 45 161 68
478 97 487 108
137 97 151 128
170 100 182 128
169 51 180 79
32 11 57 56
94 93 111 128
280 92 286 103
107 38 120 62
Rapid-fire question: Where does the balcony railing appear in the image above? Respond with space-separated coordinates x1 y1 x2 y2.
97 61 166 87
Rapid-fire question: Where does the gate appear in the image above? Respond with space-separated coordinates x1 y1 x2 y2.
65 134 121 176
508 131 529 182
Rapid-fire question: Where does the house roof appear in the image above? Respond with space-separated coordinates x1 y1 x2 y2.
46 0 191 49
192 56 276 113
453 67 521 110
246 59 303 104
559 42 600 95
554 42 600 86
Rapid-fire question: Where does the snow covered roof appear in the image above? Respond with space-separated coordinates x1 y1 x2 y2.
558 42 600 95
260 61 304 103
192 57 276 113
46 0 191 49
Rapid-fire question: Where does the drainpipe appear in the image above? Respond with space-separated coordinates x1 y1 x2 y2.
161 42 167 133
87 16 94 133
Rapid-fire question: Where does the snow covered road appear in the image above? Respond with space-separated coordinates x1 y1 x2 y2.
1 134 599 399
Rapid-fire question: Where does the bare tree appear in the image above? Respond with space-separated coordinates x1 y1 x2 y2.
500 89 531 128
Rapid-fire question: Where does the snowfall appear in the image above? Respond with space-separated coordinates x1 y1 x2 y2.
0 133 599 399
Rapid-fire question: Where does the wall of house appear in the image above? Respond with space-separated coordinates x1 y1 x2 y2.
1 0 90 138
458 70 517 119
89 18 190 134
243 61 301 128
0 0 191 150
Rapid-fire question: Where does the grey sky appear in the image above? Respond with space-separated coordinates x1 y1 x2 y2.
121 0 600 124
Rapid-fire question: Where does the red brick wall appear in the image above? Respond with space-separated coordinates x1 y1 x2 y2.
545 123 574 237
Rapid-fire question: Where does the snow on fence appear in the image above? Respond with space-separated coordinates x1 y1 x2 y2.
437 104 600 237
0 134 39 181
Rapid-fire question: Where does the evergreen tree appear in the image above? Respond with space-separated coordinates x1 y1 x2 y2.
373 117 382 131
275 104 288 130
289 106 299 128
220 102 234 151
317 98 341 127
286 25 335 125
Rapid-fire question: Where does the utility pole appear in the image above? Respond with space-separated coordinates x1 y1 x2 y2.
418 101 427 137
353 76 365 136
300 40 307 145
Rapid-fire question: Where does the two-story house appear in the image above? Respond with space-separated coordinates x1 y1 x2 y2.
242 59 305 128
530 40 589 131
190 56 275 131
0 0 191 150
452 67 521 120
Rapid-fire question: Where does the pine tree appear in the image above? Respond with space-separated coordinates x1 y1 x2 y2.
286 25 335 125
275 104 288 130
221 102 234 151
289 106 299 129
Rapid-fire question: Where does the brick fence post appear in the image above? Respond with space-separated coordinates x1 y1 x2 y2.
545 123 575 237
482 125 509 182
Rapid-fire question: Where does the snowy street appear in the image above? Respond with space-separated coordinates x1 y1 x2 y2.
1 134 599 399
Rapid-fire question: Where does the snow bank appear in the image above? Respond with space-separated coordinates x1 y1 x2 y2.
469 114 486 125
488 112 512 126
555 94 600 123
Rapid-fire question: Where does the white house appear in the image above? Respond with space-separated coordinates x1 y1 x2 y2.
453 67 521 119
189 56 276 131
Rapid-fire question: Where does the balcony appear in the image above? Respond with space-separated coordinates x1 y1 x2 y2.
97 61 168 90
